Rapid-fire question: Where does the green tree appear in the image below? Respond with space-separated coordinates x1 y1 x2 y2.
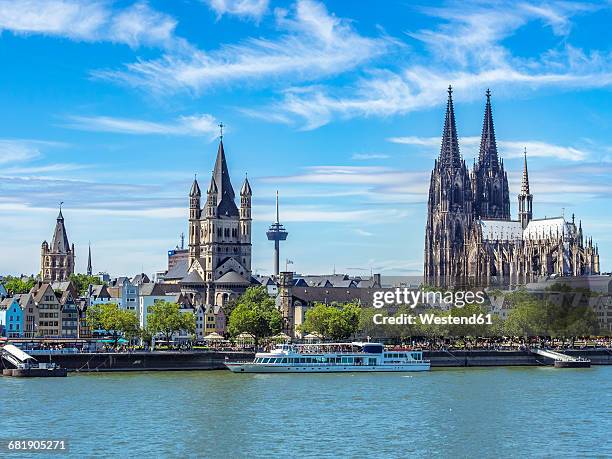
503 291 548 337
3 276 36 294
86 303 140 348
301 302 361 340
69 273 105 295
228 286 282 346
147 301 196 346
299 302 329 337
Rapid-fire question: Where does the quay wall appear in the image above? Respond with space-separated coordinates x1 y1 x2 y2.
25 351 253 372
424 349 612 367
3 349 610 373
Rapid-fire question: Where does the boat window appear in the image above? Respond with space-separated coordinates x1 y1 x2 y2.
281 358 288 363
362 344 384 354
262 358 269 364
300 358 306 363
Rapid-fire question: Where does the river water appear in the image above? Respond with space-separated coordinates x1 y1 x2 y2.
2 366 611 458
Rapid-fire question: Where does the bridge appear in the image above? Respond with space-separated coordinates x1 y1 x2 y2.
531 348 591 368
1 344 37 369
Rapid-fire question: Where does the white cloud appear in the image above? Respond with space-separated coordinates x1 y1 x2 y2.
205 0 269 21
254 204 409 223
0 139 67 165
0 0 179 48
95 0 394 93
257 2 612 128
354 228 374 237
263 165 424 186
109 2 178 48
0 139 42 164
352 153 390 160
64 114 220 137
388 136 588 161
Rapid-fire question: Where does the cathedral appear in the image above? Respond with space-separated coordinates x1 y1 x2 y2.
424 87 600 287
41 207 75 282
184 137 253 307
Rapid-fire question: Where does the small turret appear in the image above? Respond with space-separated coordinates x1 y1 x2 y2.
240 175 252 221
189 176 201 220
518 148 533 229
206 177 218 218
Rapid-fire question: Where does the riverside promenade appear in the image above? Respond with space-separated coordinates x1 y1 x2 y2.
5 348 610 372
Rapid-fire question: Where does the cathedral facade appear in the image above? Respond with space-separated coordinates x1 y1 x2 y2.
41 208 75 282
185 138 253 307
424 88 600 287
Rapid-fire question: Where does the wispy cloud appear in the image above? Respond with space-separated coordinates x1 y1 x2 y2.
64 114 220 137
255 204 409 223
354 228 374 237
204 0 269 21
257 2 612 128
0 0 181 49
352 153 390 160
388 136 588 161
94 0 394 94
0 139 66 165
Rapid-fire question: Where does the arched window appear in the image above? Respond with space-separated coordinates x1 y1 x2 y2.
454 223 463 244
453 183 462 205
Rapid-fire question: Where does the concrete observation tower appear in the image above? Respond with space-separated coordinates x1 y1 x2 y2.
266 191 288 277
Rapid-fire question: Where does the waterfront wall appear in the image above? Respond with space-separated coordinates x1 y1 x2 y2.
5 349 610 372
28 351 254 372
425 349 612 367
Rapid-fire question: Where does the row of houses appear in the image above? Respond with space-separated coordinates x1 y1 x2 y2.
0 274 229 339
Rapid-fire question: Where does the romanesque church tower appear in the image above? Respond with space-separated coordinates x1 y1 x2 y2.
424 86 473 286
41 207 75 282
187 138 252 306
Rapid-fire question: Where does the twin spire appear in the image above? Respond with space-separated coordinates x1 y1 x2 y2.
478 88 500 170
439 85 462 168
439 86 501 171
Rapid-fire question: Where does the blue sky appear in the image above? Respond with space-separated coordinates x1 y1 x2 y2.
0 0 611 277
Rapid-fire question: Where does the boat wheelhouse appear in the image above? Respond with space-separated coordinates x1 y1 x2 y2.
225 342 430 373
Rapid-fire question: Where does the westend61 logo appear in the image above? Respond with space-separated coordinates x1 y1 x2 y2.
371 288 492 326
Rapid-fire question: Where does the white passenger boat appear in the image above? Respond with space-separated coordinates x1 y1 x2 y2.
225 342 430 373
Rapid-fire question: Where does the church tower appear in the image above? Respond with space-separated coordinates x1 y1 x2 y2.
186 133 253 306
424 86 473 286
41 206 75 282
472 89 510 220
518 148 533 229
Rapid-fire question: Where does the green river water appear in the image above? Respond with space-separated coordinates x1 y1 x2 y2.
2 366 611 458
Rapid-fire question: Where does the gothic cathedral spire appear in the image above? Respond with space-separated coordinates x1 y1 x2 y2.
478 89 500 170
472 89 510 220
439 85 462 168
424 85 473 287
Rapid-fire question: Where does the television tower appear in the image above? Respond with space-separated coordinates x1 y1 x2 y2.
266 191 288 277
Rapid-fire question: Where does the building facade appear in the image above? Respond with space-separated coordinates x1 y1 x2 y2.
41 208 75 282
0 297 24 337
185 139 253 307
424 88 600 287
